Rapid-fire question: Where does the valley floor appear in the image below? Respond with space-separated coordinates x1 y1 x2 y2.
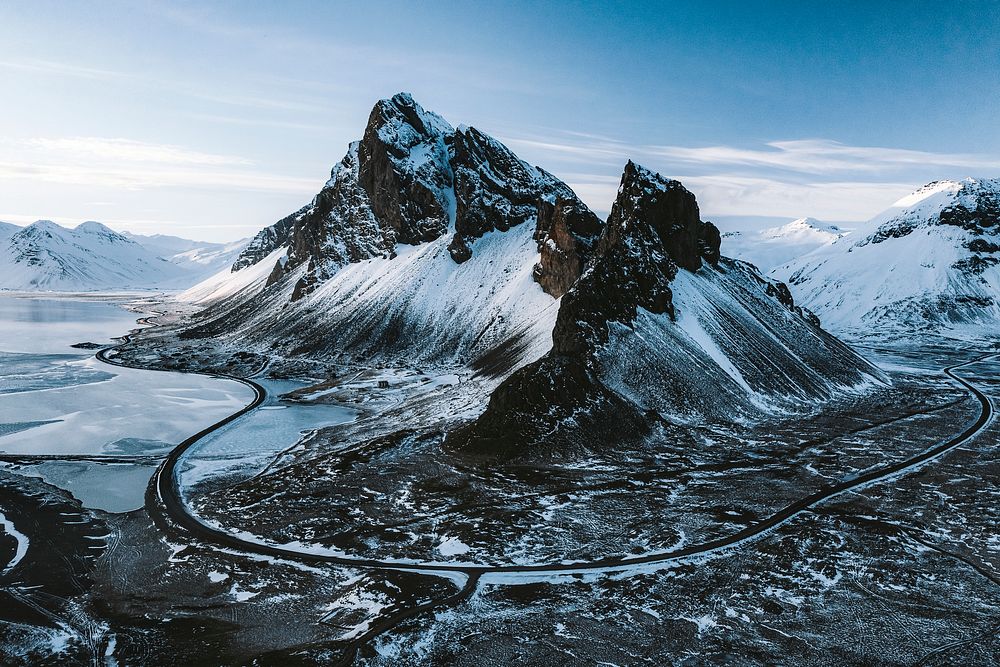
1 302 998 665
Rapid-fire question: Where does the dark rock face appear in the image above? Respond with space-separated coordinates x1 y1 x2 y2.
449 126 576 263
232 216 296 272
532 197 604 298
553 161 723 353
602 161 718 273
449 161 736 456
228 92 601 295
357 94 453 246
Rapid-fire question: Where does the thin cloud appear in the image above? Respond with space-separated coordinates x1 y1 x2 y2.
561 171 918 223
0 57 129 81
650 140 1000 174
505 132 1000 175
23 137 255 166
0 160 317 193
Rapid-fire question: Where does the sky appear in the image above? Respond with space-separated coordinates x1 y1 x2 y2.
2 1 999 242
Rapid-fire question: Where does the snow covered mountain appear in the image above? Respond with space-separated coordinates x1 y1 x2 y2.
180 93 601 372
0 221 20 242
722 217 846 272
123 231 249 280
177 96 882 456
449 162 884 456
0 220 191 290
777 178 1000 336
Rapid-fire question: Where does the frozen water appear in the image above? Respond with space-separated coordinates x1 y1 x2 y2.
0 295 255 512
178 378 358 495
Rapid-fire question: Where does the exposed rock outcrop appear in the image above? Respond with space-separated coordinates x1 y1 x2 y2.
532 197 604 298
449 162 882 458
226 93 600 299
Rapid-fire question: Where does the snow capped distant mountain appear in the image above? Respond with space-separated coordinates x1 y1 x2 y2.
123 231 249 280
777 178 1000 336
0 221 247 291
722 217 846 272
0 220 191 291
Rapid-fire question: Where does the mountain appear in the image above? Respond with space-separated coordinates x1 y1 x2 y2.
176 95 883 458
447 162 885 456
776 178 1000 336
722 217 846 272
123 231 249 280
0 220 190 290
179 93 601 373
0 221 20 242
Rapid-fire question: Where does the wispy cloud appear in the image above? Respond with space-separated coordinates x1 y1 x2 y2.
23 137 255 166
3 136 316 193
0 56 335 115
559 172 916 222
0 160 316 193
505 130 1000 221
648 140 1000 174
0 57 128 81
505 133 1000 175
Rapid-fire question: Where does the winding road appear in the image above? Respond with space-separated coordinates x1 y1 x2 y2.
96 334 997 578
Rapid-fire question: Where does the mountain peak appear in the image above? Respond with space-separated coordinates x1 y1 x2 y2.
779 175 1000 333
367 92 453 150
75 221 129 242
608 161 720 273
228 94 598 301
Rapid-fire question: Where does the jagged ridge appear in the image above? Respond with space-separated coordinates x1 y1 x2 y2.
449 163 883 457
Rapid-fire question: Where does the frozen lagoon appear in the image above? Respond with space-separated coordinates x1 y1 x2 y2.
0 294 254 511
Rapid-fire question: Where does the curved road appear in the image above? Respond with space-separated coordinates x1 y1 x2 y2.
96 333 996 577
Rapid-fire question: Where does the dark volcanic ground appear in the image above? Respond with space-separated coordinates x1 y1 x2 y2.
1 340 997 665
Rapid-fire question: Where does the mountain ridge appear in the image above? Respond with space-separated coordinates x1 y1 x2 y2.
776 177 1000 336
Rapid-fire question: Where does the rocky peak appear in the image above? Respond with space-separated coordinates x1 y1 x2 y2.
357 92 454 246
551 162 721 354
603 161 720 272
228 93 602 299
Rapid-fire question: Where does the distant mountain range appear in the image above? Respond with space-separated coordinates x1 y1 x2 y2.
776 178 1000 336
722 217 846 272
173 93 884 453
0 221 247 291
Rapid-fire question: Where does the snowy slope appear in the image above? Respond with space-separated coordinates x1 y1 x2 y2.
776 178 1000 336
451 163 885 456
0 220 190 290
0 222 20 242
178 93 595 373
183 222 560 370
721 218 845 272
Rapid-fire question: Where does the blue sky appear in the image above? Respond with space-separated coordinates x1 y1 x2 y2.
2 1 999 241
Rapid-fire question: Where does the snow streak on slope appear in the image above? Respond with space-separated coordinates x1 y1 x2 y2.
179 247 288 304
777 178 1000 336
722 218 845 272
600 259 883 423
0 220 189 290
184 222 560 371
